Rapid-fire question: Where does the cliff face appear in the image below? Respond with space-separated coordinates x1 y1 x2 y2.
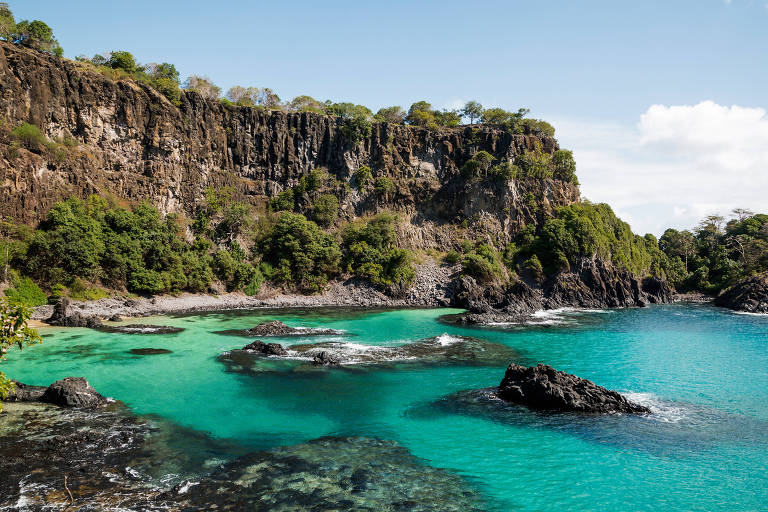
0 42 578 248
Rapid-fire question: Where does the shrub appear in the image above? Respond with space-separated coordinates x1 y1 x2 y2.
270 189 295 212
374 177 395 198
107 51 138 73
353 166 372 189
460 244 504 283
311 194 339 227
444 250 461 265
11 123 46 150
4 274 47 307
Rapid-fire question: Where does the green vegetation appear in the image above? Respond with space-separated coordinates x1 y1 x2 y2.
353 166 372 189
342 214 415 290
311 194 340 227
260 212 341 292
0 296 41 412
460 145 578 185
374 177 395 198
4 272 47 306
0 3 62 56
660 210 768 294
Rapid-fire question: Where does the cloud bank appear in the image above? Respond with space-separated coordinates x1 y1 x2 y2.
553 101 768 236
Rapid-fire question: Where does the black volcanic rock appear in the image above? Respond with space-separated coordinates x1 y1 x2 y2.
47 297 103 328
129 348 173 355
245 321 342 337
40 377 107 408
714 272 768 313
103 324 185 335
312 351 341 366
498 363 650 414
5 381 46 402
241 340 288 356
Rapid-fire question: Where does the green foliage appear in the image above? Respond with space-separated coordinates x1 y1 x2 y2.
183 75 221 100
519 118 556 137
659 210 768 293
374 106 406 124
107 51 138 73
287 95 326 113
405 101 461 129
460 244 505 283
67 277 109 301
10 122 45 150
270 189 295 212
4 273 47 306
327 103 373 144
0 2 14 41
213 246 261 292
353 166 372 189
552 150 578 184
261 213 341 292
461 151 496 180
1 296 42 412
13 18 63 56
342 214 415 289
374 177 395 198
461 101 484 124
444 250 461 265
311 194 340 227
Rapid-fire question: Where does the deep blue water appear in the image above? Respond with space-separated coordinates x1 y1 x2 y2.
3 303 768 511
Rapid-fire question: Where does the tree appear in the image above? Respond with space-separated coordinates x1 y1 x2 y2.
461 101 483 125
13 19 63 56
288 95 325 113
145 62 180 83
374 106 406 124
0 297 42 412
183 75 221 100
406 101 435 127
0 2 15 41
311 194 340 227
107 51 138 73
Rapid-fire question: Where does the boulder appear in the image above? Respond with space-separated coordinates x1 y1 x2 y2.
312 351 340 366
47 298 103 328
241 340 288 356
40 377 107 408
5 380 46 402
498 363 650 414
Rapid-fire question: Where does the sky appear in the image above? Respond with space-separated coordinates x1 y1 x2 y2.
13 0 768 235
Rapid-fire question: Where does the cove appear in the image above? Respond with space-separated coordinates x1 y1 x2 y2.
2 304 768 511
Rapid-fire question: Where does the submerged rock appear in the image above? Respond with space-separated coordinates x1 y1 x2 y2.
245 320 343 337
130 348 173 355
498 363 650 414
102 324 185 335
0 403 484 511
241 340 288 356
47 297 103 328
714 272 768 314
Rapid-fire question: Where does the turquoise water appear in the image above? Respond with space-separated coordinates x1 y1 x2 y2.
3 304 768 511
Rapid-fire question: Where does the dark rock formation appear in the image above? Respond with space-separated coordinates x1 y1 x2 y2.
245 320 343 337
5 380 46 402
47 297 103 328
109 314 123 322
312 351 341 366
450 257 672 324
714 272 768 314
241 340 288 356
129 348 173 355
102 324 185 334
40 377 108 408
497 363 650 414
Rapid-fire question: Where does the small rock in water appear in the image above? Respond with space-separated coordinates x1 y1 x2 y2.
498 363 650 414
313 351 340 366
40 377 108 408
241 340 287 356
130 348 173 355
245 320 342 337
103 324 185 335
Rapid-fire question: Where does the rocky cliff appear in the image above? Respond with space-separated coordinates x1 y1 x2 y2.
0 41 578 249
714 272 768 314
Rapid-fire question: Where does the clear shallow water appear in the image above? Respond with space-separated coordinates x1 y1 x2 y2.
3 304 768 511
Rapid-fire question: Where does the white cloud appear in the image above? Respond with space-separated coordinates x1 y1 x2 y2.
552 101 768 236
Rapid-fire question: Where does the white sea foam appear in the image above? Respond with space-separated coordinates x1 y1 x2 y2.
176 480 199 494
733 310 768 317
434 334 462 346
623 392 688 423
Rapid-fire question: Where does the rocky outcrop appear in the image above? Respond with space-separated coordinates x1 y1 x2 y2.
241 339 288 356
451 257 672 324
8 377 107 408
497 363 650 414
47 297 103 327
714 272 768 314
0 41 578 251
312 351 341 366
102 324 185 334
244 320 343 337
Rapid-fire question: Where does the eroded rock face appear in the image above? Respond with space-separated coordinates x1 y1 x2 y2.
498 363 650 414
47 297 103 328
714 272 768 314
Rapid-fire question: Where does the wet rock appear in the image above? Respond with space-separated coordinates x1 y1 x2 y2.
242 340 288 356
40 377 108 408
47 297 103 328
714 272 768 313
312 351 340 366
246 320 343 337
130 348 173 355
101 324 185 335
498 363 650 414
5 380 46 402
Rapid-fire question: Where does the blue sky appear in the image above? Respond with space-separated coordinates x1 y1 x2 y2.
13 1 768 234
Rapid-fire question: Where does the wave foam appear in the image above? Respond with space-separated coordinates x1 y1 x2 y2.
623 392 688 423
434 334 462 346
